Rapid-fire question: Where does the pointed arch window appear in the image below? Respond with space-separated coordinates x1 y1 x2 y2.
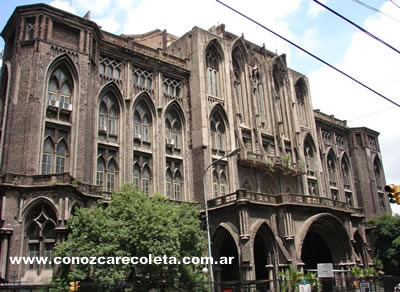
213 170 219 198
206 50 220 96
295 78 307 125
212 165 228 198
232 58 244 120
96 148 118 192
374 157 384 191
98 93 120 139
342 156 352 190
304 137 318 196
42 127 69 174
25 204 57 270
165 109 183 150
210 111 226 155
327 153 337 187
133 155 152 194
166 160 184 200
133 100 153 144
47 66 73 112
166 169 172 198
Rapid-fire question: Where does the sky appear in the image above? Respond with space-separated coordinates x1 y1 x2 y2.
1 0 399 213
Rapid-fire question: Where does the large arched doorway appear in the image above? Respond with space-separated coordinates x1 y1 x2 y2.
253 223 276 291
212 226 240 282
301 231 332 269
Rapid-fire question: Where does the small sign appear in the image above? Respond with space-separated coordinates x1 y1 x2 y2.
360 282 371 292
317 263 334 278
298 284 311 292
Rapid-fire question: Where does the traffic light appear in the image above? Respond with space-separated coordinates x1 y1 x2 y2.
69 281 80 292
385 184 400 205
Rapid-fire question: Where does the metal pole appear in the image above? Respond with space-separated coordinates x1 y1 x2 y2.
202 148 240 292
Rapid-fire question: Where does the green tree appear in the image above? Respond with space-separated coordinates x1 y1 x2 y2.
368 214 400 275
52 184 207 290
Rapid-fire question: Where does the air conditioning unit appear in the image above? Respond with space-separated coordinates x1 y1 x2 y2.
48 100 59 108
61 103 72 111
99 125 107 132
134 133 142 140
166 138 175 146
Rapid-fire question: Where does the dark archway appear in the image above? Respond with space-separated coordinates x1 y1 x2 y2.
301 231 333 269
254 231 269 280
212 227 240 281
354 232 366 266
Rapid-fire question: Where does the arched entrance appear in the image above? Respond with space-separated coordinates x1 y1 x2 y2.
353 231 366 266
298 214 352 268
212 226 240 282
301 231 333 269
253 223 276 291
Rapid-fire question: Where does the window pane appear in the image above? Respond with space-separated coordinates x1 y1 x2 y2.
44 243 54 269
56 156 65 173
28 243 40 270
142 179 149 194
42 154 52 174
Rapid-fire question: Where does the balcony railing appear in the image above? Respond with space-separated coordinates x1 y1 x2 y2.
238 149 305 176
208 190 361 215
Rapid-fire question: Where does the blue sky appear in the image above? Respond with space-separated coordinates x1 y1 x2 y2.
1 0 400 213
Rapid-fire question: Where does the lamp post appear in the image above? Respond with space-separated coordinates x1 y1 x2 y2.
203 147 240 292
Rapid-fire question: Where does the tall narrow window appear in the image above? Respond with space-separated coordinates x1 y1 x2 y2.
133 164 140 190
97 149 118 192
174 171 182 200
96 158 105 186
295 78 307 125
42 128 69 174
133 100 153 145
304 136 318 196
220 172 227 197
47 66 73 109
166 169 172 198
107 159 116 192
206 50 220 96
213 170 219 198
98 93 120 141
142 166 150 194
232 58 244 120
210 110 226 155
327 153 337 187
165 108 183 150
25 204 57 270
342 156 352 190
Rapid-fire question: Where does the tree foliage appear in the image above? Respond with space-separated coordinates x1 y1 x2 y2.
369 214 400 275
52 185 207 290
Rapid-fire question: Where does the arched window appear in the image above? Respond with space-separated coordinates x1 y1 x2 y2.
232 58 244 121
166 169 172 198
133 100 152 144
174 171 182 200
25 204 57 270
213 170 219 198
342 156 352 190
96 151 118 192
98 93 120 139
295 78 307 124
42 129 69 175
304 136 318 196
96 157 105 186
133 164 140 189
107 159 116 192
327 152 337 187
165 108 183 149
142 165 150 194
220 172 227 197
374 157 384 191
47 66 73 107
210 111 226 155
206 50 220 96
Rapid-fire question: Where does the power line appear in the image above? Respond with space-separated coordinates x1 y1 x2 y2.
313 0 400 55
349 106 396 122
215 0 400 108
351 0 400 23
391 0 400 10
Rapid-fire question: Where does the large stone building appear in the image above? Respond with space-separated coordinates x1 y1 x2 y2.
0 3 390 288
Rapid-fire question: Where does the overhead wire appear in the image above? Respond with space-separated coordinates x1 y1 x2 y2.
215 0 400 108
313 0 400 55
391 0 400 9
351 0 400 23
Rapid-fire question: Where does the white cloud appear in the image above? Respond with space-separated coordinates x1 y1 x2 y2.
307 0 328 17
93 16 120 33
307 2 400 214
70 0 112 15
49 0 77 14
296 28 319 57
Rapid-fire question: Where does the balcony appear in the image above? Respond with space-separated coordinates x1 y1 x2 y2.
238 149 305 176
207 190 362 215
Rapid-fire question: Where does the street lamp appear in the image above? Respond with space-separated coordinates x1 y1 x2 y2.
203 147 240 291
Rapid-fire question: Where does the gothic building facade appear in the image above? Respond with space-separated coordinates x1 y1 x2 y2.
0 4 390 288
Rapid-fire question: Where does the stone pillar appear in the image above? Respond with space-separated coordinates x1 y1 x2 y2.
0 229 13 279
